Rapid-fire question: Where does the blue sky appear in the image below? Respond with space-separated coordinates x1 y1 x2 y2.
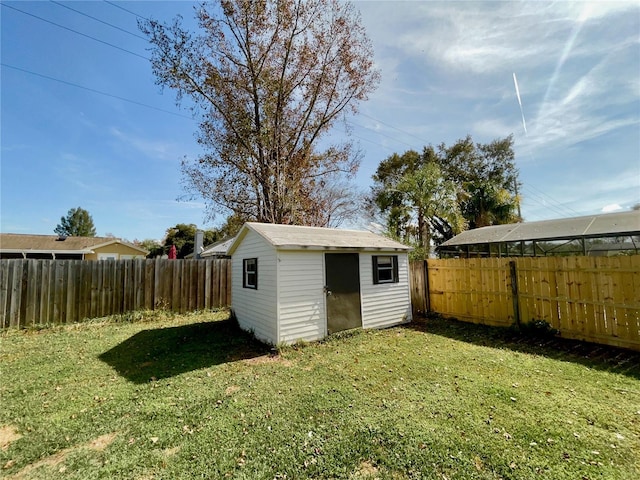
2 1 639 242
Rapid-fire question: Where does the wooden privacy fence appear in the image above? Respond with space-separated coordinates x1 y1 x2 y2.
411 256 640 351
0 258 232 328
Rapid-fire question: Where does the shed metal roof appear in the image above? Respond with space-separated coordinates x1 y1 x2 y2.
440 210 640 247
228 222 411 255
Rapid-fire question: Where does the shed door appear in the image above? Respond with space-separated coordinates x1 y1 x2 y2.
324 253 362 334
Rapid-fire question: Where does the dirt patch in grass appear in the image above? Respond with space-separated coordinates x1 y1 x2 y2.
86 432 117 451
224 385 240 395
0 426 22 451
7 432 117 479
163 446 180 457
351 460 379 478
243 354 292 367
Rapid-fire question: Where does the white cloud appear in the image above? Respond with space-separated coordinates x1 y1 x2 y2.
602 204 622 213
363 1 639 75
358 1 639 153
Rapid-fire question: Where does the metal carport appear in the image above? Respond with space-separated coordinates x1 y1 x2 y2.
438 210 640 257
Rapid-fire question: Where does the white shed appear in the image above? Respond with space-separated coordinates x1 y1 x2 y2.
227 222 413 345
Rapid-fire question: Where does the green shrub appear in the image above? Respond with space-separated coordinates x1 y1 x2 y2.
519 319 560 337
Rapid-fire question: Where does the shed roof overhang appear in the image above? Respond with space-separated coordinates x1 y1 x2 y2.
275 244 410 252
227 222 412 255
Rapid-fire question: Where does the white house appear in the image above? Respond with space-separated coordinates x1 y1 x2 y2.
227 222 413 345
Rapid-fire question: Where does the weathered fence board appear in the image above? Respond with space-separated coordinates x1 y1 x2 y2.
412 256 640 351
409 261 428 315
0 258 232 328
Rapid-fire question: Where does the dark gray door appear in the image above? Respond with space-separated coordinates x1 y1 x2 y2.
324 253 362 334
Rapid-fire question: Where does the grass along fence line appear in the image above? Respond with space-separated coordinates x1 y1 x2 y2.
1 311 639 479
0 258 231 328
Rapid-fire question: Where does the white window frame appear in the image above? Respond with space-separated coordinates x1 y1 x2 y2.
373 255 398 284
243 258 258 289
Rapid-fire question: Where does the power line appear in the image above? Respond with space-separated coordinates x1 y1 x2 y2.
520 185 576 217
50 0 147 41
0 59 430 151
519 185 574 219
2 63 194 120
1 3 148 61
347 119 418 150
525 183 581 216
349 132 398 154
358 111 434 147
103 0 146 20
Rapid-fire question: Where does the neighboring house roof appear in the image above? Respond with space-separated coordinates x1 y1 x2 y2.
201 237 235 257
439 210 640 247
184 236 236 258
228 222 411 255
0 234 148 256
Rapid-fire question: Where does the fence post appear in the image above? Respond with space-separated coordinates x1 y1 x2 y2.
509 260 521 328
424 259 430 313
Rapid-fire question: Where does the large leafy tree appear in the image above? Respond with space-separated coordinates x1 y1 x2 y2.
370 152 463 257
136 214 247 259
437 135 520 230
54 207 97 237
370 135 521 255
396 163 463 257
370 150 422 239
141 0 379 226
164 223 222 259
135 239 164 259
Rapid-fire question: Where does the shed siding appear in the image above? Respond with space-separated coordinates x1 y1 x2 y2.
359 252 412 329
277 251 326 343
231 230 277 344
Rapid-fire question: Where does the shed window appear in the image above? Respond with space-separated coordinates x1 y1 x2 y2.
243 258 258 289
373 255 399 284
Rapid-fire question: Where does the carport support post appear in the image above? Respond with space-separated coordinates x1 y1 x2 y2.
509 260 521 328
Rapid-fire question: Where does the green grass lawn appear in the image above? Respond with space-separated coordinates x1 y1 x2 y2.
1 310 639 479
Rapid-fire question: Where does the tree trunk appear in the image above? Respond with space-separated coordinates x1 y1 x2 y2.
417 206 430 257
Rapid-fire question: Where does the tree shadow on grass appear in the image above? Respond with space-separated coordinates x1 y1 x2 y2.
99 319 270 384
406 315 640 380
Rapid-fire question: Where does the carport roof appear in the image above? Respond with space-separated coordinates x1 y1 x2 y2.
228 222 412 254
440 210 640 247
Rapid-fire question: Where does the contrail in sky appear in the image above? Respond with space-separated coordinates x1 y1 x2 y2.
512 72 527 134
